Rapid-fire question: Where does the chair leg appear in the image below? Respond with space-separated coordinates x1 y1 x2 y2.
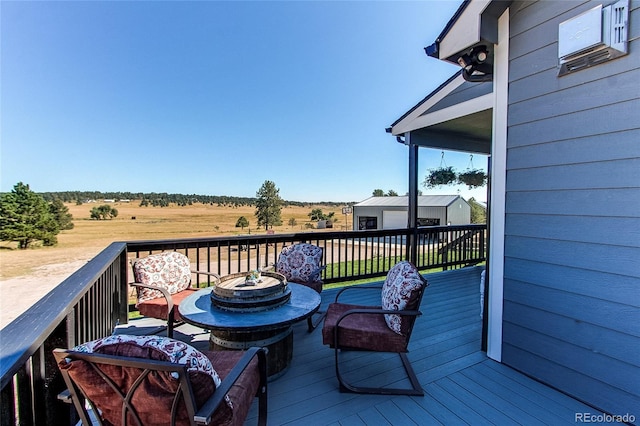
257 348 268 426
334 348 424 396
307 311 327 332
166 320 190 339
167 308 175 338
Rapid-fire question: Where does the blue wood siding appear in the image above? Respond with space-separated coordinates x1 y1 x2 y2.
503 0 640 416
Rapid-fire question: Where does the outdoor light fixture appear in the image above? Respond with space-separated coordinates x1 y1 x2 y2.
458 45 492 82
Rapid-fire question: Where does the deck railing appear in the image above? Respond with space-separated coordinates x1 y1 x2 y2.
0 224 485 425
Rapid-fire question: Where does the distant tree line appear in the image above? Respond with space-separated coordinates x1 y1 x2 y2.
35 191 351 208
372 189 399 197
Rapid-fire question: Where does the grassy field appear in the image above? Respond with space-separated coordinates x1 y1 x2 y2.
0 201 346 279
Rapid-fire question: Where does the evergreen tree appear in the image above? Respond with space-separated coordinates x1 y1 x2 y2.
255 180 283 230
308 208 326 221
0 182 60 248
235 216 249 230
90 205 119 220
308 209 336 221
49 199 74 230
468 197 487 224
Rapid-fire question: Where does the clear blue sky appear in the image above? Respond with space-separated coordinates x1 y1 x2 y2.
1 0 488 203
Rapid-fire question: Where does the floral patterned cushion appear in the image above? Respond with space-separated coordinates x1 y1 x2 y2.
277 243 323 284
133 252 192 303
72 335 232 409
381 261 426 335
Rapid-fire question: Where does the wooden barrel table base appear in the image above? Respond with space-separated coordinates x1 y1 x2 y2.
210 328 293 379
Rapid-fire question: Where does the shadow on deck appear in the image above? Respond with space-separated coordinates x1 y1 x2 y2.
116 266 604 425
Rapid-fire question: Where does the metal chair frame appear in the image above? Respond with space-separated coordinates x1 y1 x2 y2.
130 256 220 338
328 279 427 396
54 346 267 426
271 243 327 332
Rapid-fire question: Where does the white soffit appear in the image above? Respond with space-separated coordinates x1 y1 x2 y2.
438 0 492 60
391 74 464 135
391 73 493 135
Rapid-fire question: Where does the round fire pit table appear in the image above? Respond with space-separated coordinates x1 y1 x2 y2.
178 282 321 379
210 271 291 312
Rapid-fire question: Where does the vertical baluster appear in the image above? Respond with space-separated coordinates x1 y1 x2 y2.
205 243 211 278
1 376 16 426
15 363 33 426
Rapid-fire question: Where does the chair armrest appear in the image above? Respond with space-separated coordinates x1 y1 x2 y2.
194 347 268 425
309 265 327 283
335 307 422 328
129 282 174 311
334 284 383 302
191 270 221 287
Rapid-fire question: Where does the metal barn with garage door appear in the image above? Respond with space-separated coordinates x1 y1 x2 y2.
353 195 470 230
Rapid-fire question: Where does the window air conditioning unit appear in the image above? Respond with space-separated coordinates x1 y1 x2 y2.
558 0 629 76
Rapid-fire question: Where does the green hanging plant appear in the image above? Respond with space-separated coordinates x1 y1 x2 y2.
457 169 487 188
424 166 457 188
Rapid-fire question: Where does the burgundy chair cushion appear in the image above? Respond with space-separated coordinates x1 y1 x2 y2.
322 302 410 353
138 287 199 321
61 335 231 426
276 243 324 292
204 350 261 426
381 261 426 335
133 252 192 303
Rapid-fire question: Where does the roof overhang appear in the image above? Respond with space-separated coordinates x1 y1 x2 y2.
437 0 492 61
388 72 492 154
426 0 511 65
387 0 512 154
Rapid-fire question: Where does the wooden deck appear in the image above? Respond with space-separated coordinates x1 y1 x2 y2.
117 266 606 425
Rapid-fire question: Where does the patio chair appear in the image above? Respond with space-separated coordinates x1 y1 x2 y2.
321 260 428 395
130 251 220 338
54 335 267 426
274 243 326 331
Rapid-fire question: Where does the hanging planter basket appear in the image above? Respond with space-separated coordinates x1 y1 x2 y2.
424 166 457 188
457 169 487 188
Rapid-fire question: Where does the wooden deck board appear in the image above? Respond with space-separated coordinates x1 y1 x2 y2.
118 266 608 425
357 405 395 425
478 361 595 420
437 375 524 424
455 368 553 425
424 381 495 425
336 414 366 426
389 397 444 425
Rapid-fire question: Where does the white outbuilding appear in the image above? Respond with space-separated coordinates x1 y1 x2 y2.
353 195 470 230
